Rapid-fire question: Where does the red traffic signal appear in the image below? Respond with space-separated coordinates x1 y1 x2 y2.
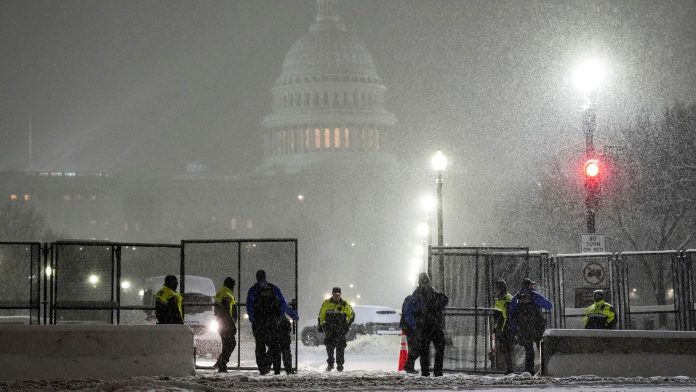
584 159 600 178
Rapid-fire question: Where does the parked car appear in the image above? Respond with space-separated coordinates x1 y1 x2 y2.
301 305 401 346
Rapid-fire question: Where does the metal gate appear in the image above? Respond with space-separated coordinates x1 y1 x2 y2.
548 252 619 329
427 246 549 372
0 242 42 324
182 239 298 370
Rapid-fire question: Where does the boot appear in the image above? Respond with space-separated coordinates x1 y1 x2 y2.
217 365 228 373
336 364 344 372
325 363 333 372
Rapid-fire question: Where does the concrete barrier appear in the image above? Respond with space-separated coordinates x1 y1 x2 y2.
541 329 696 377
0 324 195 381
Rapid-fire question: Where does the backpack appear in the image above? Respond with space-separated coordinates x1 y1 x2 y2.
254 283 281 324
513 290 545 342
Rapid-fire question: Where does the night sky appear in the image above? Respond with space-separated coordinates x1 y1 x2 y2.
1 0 695 179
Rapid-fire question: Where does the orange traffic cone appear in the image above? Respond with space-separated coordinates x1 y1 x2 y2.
397 331 408 371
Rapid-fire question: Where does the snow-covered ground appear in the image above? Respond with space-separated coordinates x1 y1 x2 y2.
2 335 695 391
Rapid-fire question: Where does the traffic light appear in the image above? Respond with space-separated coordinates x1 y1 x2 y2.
584 159 600 178
583 158 601 233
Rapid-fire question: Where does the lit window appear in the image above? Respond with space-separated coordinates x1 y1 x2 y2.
345 128 350 148
90 195 96 201
124 223 129 232
10 194 18 201
324 128 330 149
230 218 237 230
134 223 140 232
23 194 31 201
304 129 310 150
314 128 321 149
246 219 253 230
64 194 71 201
334 128 341 148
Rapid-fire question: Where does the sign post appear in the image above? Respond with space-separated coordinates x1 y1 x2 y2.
581 234 605 253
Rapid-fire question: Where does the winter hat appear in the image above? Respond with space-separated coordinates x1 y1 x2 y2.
418 272 431 286
256 270 266 282
164 275 178 290
332 287 341 294
224 277 235 289
521 278 537 287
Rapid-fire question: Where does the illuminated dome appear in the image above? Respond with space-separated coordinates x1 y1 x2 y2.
260 0 397 174
279 27 380 84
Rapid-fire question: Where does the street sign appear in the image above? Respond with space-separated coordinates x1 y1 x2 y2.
581 234 605 253
583 261 606 285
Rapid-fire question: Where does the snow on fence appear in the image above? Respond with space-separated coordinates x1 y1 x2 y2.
0 324 195 381
541 329 696 377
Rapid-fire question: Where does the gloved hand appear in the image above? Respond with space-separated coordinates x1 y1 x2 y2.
317 324 324 333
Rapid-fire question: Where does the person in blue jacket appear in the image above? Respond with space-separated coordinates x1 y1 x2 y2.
509 278 552 375
399 294 418 373
246 269 299 375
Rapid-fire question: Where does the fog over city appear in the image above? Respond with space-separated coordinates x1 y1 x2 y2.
2 1 694 174
1 0 696 311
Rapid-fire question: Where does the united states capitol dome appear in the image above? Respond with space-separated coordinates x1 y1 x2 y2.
260 0 397 174
278 21 381 85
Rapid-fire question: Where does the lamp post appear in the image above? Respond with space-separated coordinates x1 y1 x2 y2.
420 194 436 274
431 151 447 247
430 151 447 287
573 59 604 233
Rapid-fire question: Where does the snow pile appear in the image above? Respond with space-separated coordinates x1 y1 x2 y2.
1 372 695 391
345 334 401 355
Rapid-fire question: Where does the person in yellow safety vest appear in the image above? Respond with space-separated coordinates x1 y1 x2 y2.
155 275 183 324
213 277 237 373
584 290 617 329
492 279 514 374
318 287 355 372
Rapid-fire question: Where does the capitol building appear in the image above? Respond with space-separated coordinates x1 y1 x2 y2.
260 0 397 174
0 0 419 310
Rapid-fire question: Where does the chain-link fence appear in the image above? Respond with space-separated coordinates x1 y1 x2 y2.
619 251 680 331
685 250 696 330
182 239 298 370
51 241 116 324
428 247 549 372
0 242 42 325
550 252 617 329
117 243 181 326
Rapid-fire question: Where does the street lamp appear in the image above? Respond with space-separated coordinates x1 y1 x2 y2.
573 59 605 233
431 151 447 247
430 151 447 287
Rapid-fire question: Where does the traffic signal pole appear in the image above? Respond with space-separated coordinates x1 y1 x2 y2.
583 103 598 233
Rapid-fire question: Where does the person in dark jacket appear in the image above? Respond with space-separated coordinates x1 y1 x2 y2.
213 277 237 373
492 279 513 374
246 270 299 375
279 299 298 374
405 272 449 377
400 294 418 373
155 275 183 324
318 287 354 372
509 278 552 375
584 290 616 329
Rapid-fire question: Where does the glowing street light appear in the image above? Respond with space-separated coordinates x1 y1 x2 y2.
572 59 605 96
416 222 430 238
88 274 99 286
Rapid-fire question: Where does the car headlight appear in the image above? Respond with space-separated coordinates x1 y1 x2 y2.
207 319 219 333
